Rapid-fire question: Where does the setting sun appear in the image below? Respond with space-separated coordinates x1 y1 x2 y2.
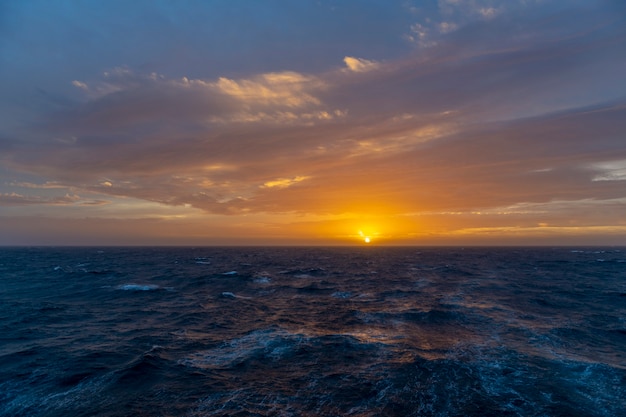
359 229 374 244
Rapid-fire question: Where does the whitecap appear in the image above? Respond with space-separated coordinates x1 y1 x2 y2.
178 328 302 369
219 292 252 300
221 271 238 275
332 291 352 299
53 265 72 272
116 284 160 291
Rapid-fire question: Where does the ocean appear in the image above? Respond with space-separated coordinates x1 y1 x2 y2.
0 246 624 416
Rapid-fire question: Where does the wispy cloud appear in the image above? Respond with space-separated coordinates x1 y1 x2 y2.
590 159 626 182
262 176 310 189
0 193 108 206
7 181 68 189
343 57 380 73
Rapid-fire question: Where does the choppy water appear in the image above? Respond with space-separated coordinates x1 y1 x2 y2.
0 247 625 416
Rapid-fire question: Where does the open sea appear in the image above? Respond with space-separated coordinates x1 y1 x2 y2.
0 246 624 416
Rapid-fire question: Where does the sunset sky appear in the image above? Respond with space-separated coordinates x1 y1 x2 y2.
1 0 625 245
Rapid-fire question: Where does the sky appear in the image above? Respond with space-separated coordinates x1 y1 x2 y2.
1 0 625 246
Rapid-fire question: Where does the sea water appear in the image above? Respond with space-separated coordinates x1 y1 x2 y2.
0 247 624 416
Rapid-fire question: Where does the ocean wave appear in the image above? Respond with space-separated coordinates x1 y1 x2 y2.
2 246 625 416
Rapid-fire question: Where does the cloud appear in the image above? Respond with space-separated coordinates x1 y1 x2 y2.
407 0 593 49
212 72 324 107
72 80 88 90
438 22 458 34
590 159 626 182
406 23 434 47
262 176 310 189
343 57 380 73
51 68 336 133
478 7 498 19
7 181 67 189
2 1 625 225
0 192 108 206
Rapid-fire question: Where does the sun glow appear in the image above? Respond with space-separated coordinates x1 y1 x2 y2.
359 230 373 244
318 212 422 245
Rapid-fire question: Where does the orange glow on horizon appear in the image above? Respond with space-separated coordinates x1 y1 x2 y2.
293 211 428 244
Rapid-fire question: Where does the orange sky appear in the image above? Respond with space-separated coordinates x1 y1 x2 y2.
1 1 625 245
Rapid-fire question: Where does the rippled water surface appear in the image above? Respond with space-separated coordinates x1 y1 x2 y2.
1 247 625 416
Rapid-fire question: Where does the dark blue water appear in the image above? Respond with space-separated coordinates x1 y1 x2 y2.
0 247 624 416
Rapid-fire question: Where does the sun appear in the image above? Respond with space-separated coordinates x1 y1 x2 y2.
359 230 373 244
